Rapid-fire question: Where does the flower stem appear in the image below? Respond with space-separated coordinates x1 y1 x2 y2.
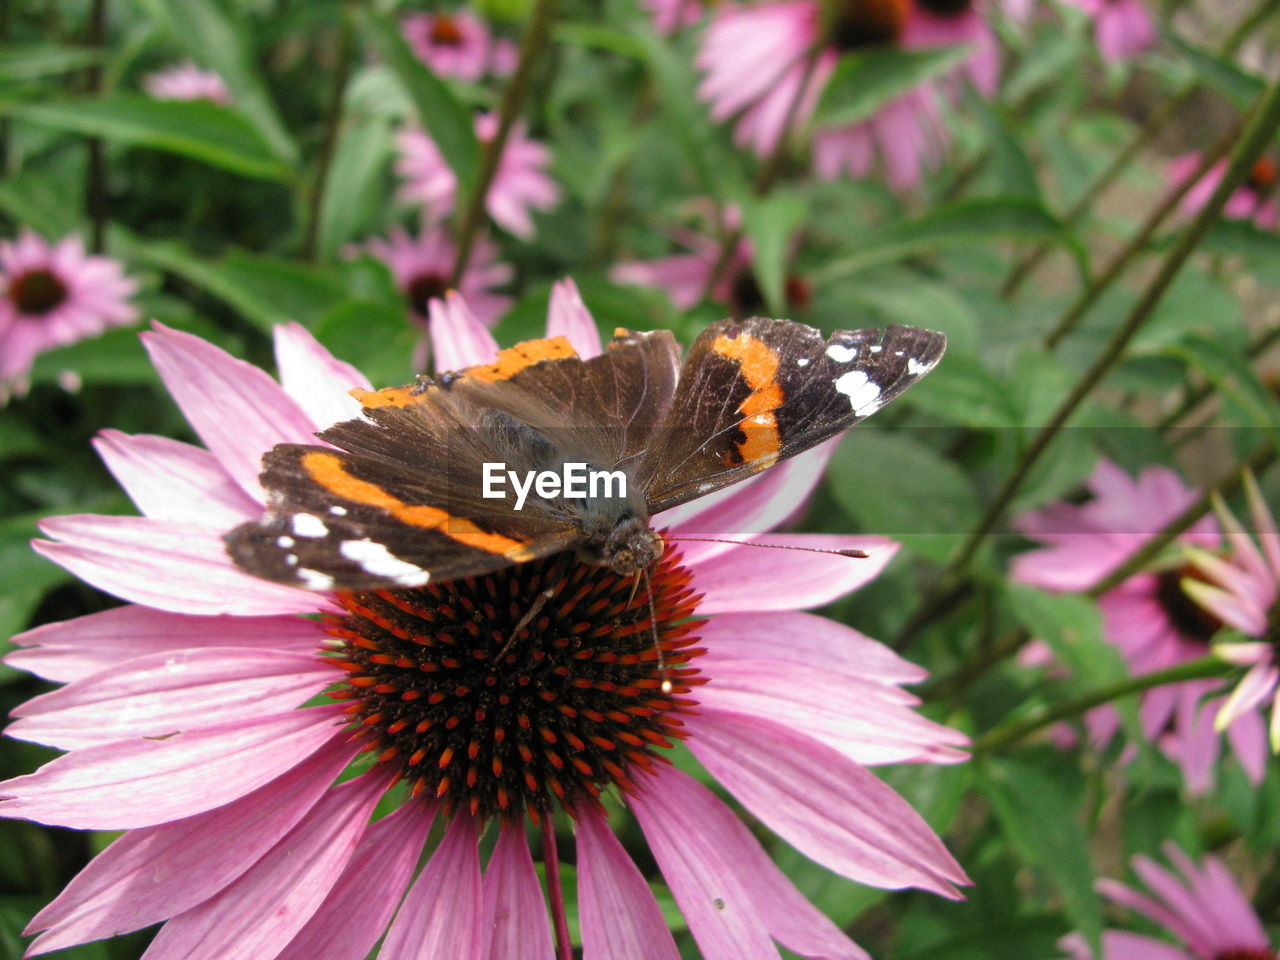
1159 324 1280 435
539 808 574 960
942 70 1280 581
302 3 355 263
450 0 558 287
85 0 108 253
972 656 1233 755
1000 0 1280 298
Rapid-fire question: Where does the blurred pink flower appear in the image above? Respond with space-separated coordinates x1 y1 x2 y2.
0 230 138 388
5 301 968 959
1013 460 1265 794
401 10 516 81
1183 472 1280 750
142 60 233 104
359 223 512 329
396 114 560 239
696 0 995 189
1063 843 1273 960
1060 0 1155 62
642 0 706 33
1169 154 1279 230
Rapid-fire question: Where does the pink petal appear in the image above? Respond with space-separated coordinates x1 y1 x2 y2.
272 322 371 430
546 278 602 359
381 815 483 960
688 711 966 896
576 807 680 960
482 824 555 960
631 766 871 960
1216 662 1279 731
1100 931 1193 960
9 648 336 750
93 430 260 527
0 705 343 829
35 515 319 616
431 291 499 372
6 606 322 684
25 735 356 955
141 324 319 501
140 772 387 960
1131 857 1220 956
1096 878 1203 953
692 535 898 613
1244 471 1280 580
273 802 435 960
1225 702 1268 784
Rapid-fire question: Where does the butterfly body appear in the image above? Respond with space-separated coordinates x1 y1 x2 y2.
226 317 945 591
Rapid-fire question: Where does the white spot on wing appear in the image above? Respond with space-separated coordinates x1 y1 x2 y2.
285 554 298 566
329 505 348 516
276 536 295 549
796 357 810 367
292 513 327 538
340 538 431 587
834 370 883 416
907 357 929 377
826 344 857 363
298 568 335 590
869 344 883 354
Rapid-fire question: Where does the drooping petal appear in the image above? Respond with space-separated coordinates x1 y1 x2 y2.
431 291 499 372
546 278 602 359
25 735 356 955
272 322 371 430
1215 662 1279 731
6 606 322 683
692 535 898 613
9 648 336 750
482 823 555 960
34 515 320 616
139 771 387 960
0 705 343 829
93 430 260 528
576 806 680 960
630 766 871 960
273 802 435 960
381 816 483 960
687 712 967 897
141 324 319 500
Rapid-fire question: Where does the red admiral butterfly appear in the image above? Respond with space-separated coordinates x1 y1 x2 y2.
225 317 945 590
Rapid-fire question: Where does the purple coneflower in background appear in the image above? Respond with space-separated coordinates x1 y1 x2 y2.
1059 0 1155 62
396 114 560 239
142 60 233 104
1013 460 1266 794
0 230 138 389
1169 154 1279 231
5 289 969 959
401 9 516 81
1062 843 1275 960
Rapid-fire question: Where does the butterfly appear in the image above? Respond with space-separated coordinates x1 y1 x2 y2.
225 317 945 591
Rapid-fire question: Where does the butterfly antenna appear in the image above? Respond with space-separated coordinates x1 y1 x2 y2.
663 536 869 559
640 566 672 695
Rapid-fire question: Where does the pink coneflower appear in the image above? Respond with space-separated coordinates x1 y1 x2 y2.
1169 154 1279 231
396 114 560 239
1059 0 1155 62
1063 843 1274 960
360 222 512 328
142 60 233 104
5 300 968 958
1181 473 1280 751
0 230 138 388
1012 460 1266 794
401 10 516 81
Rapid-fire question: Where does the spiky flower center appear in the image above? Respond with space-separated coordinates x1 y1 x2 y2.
406 272 449 318
9 268 68 316
830 0 909 51
429 15 465 47
1154 564 1223 645
915 0 974 16
324 544 704 820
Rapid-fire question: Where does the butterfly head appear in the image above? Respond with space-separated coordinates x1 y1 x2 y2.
575 509 663 576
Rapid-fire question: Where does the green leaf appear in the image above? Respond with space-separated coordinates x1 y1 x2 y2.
813 45 972 130
311 299 418 388
0 168 82 239
1202 218 1280 262
968 89 1040 200
1167 32 1263 109
906 352 1020 428
740 191 808 314
131 0 298 164
1005 585 1130 696
978 755 1102 956
813 198 1061 283
317 111 393 260
828 430 980 562
0 45 104 81
555 22 646 59
0 94 292 181
823 268 980 354
28 327 155 385
360 9 479 201
1162 334 1280 450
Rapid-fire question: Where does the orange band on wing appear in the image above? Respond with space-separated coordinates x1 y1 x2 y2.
301 451 533 558
350 384 423 410
464 337 577 383
712 333 783 467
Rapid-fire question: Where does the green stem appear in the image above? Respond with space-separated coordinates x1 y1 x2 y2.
1000 0 1280 298
943 71 1280 580
972 656 1233 755
1160 324 1280 435
450 0 558 287
302 3 355 263
85 0 108 252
